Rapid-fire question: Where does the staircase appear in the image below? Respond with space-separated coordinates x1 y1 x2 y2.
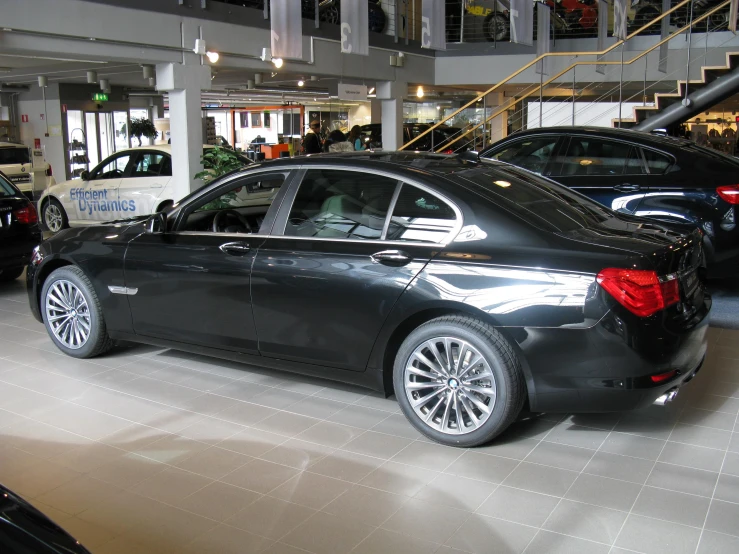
618 51 739 130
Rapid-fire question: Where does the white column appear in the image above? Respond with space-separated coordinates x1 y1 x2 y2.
377 81 404 151
156 63 211 198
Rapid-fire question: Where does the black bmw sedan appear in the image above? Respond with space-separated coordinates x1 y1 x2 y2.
480 127 739 277
0 171 42 282
26 153 709 447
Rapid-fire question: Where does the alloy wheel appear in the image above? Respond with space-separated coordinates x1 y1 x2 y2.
45 203 63 233
45 280 91 349
404 336 497 435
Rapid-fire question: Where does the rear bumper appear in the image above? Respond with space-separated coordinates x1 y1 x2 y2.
525 297 711 413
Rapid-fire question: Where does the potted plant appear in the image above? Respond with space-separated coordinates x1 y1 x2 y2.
129 117 158 146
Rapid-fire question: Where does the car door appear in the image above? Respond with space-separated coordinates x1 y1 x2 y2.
123 169 293 352
250 166 461 371
483 135 564 176
550 136 648 214
66 151 133 225
119 150 172 216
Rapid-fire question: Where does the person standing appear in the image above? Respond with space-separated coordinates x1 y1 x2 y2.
348 125 365 151
327 130 355 152
302 120 323 154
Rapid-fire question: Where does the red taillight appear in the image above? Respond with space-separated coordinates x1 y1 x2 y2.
596 268 680 318
45 164 52 177
651 369 678 383
13 204 38 225
717 185 739 204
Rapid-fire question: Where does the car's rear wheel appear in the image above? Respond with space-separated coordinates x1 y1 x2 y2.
0 267 24 282
42 198 68 234
41 266 113 358
394 315 526 447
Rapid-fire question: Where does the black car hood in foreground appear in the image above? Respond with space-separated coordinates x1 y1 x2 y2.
0 483 91 554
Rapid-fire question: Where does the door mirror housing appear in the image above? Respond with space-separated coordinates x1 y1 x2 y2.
80 170 89 181
146 212 167 234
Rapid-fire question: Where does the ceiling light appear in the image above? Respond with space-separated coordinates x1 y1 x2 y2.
273 57 283 68
437 105 441 110
142 65 154 79
206 51 219 63
86 70 97 84
194 39 206 55
416 85 424 98
37 76 47 87
297 80 304 87
368 87 375 94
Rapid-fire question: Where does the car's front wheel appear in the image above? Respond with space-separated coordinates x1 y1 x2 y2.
394 315 526 447
42 198 68 234
41 266 113 358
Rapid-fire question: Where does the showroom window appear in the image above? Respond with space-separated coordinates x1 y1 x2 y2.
90 153 132 180
386 185 458 244
285 169 400 240
486 136 559 174
558 138 632 176
642 148 673 174
131 153 171 177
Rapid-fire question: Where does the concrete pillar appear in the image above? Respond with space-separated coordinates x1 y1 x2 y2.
377 81 404 151
156 63 211 197
370 99 382 124
486 93 507 144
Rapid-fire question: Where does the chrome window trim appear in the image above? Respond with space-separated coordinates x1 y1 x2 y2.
280 164 464 246
172 229 441 247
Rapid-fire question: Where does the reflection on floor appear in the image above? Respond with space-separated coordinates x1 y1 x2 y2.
1 277 739 554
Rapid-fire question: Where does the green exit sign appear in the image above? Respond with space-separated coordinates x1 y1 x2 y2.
92 92 109 101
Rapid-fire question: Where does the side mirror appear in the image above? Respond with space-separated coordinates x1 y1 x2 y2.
80 170 89 181
146 212 167 234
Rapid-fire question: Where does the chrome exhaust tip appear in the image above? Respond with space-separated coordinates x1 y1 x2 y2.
654 389 679 406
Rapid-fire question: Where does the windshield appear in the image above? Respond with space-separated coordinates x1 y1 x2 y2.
0 173 18 197
427 159 613 232
0 147 31 165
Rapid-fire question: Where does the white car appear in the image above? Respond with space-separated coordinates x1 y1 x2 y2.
38 145 252 233
0 142 54 198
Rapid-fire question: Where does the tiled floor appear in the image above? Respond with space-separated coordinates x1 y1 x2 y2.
2 276 739 554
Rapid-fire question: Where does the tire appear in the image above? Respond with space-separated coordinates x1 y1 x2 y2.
42 198 68 234
0 267 24 282
394 315 526 447
41 266 114 358
483 13 509 42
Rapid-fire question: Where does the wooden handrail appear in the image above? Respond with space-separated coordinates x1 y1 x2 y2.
399 0 720 150
435 0 731 152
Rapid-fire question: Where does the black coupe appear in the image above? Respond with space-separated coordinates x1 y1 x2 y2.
481 127 739 277
27 153 710 447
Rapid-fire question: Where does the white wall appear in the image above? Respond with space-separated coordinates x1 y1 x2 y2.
17 84 66 183
526 101 651 129
348 103 372 128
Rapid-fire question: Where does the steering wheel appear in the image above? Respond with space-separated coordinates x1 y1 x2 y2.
212 209 252 233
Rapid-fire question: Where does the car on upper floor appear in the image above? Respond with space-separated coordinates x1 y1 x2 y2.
0 141 54 199
27 152 709 447
0 172 42 282
37 144 253 234
479 126 739 277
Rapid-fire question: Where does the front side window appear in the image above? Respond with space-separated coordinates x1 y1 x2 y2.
285 169 399 240
486 137 559 175
132 153 170 177
91 154 132 180
559 138 631 176
386 186 458 243
181 173 285 233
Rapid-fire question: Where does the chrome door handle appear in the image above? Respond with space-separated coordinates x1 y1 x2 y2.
219 242 250 256
614 183 641 192
371 250 412 266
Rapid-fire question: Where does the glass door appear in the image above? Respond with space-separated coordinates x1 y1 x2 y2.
113 111 130 151
99 113 114 161
85 113 99 169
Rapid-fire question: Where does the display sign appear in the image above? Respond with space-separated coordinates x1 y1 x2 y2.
340 0 369 55
337 83 368 101
92 92 109 101
421 0 446 50
271 0 303 59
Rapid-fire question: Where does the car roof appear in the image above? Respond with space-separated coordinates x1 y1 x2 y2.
499 126 696 149
0 142 27 148
111 144 215 154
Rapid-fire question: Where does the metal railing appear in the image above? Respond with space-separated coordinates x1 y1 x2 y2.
400 0 733 151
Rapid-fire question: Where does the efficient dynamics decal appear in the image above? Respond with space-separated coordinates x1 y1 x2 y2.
70 188 136 215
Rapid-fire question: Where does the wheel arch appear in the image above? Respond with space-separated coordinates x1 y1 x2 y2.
34 256 76 318
376 302 536 408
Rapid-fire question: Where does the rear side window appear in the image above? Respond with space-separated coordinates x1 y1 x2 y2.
0 174 17 197
386 185 458 244
132 153 170 177
285 169 398 240
487 137 559 175
642 149 672 174
559 137 631 176
0 147 30 165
